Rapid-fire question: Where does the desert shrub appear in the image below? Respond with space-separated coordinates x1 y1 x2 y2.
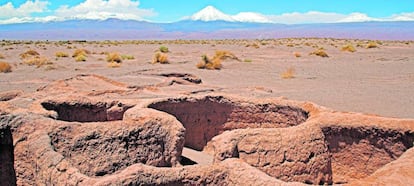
20 49 39 59
0 53 4 59
280 67 295 79
293 52 301 57
246 43 260 49
310 49 329 57
0 61 12 73
243 59 252 63
366 41 378 48
152 52 169 64
159 46 169 53
75 55 87 62
121 54 135 60
213 50 240 61
196 55 222 70
55 51 69 57
72 49 90 58
341 44 356 52
24 56 52 67
106 53 122 63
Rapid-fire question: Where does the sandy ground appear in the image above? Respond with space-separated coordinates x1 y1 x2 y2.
0 38 413 119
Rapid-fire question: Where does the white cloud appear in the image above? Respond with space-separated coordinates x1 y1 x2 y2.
390 12 414 21
55 0 155 21
268 11 347 24
0 0 49 19
233 12 272 23
338 13 380 22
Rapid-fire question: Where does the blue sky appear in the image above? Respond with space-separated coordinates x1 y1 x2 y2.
1 0 414 24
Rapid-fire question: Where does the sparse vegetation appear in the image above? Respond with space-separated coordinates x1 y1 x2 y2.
24 56 52 67
0 53 4 59
0 61 12 73
196 54 222 70
246 43 260 49
294 52 301 57
280 67 295 79
106 53 122 63
341 44 356 52
72 49 90 62
196 50 240 70
310 49 329 57
121 54 135 60
55 51 69 57
152 52 169 64
20 49 39 59
244 59 252 63
159 46 169 53
366 41 378 49
213 50 240 61
75 55 87 62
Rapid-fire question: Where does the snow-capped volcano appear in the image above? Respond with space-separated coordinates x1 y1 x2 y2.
190 6 235 22
189 5 273 23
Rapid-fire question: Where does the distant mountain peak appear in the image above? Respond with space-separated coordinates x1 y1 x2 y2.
190 5 235 22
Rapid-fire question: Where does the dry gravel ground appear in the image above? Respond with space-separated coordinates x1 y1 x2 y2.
1 38 413 118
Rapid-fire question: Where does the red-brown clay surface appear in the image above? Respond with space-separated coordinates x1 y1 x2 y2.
1 39 414 185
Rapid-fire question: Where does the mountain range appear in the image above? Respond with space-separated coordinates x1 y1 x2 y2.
0 5 413 40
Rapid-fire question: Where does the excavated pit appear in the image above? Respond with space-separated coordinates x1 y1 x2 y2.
322 126 414 184
41 100 133 122
0 127 17 185
149 96 309 151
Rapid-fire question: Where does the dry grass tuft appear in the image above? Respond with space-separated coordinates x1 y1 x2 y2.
341 44 356 52
0 61 12 73
72 49 90 62
72 49 90 58
20 49 39 59
152 52 169 64
280 67 295 79
310 49 329 57
246 43 260 49
196 54 222 70
121 54 135 60
213 50 240 61
106 53 122 63
24 56 52 67
75 55 87 62
55 51 69 57
366 41 378 49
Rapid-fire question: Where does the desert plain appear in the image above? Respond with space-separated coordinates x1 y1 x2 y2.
1 38 414 185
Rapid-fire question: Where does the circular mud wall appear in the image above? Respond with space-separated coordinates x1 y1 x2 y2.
149 96 309 150
322 126 414 183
